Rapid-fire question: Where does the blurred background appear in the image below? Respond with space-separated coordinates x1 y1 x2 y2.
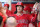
0 0 11 10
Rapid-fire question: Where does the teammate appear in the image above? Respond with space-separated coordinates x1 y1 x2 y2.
13 2 38 27
23 6 31 14
4 4 11 17
23 2 39 27
1 4 11 17
29 2 39 27
13 2 29 27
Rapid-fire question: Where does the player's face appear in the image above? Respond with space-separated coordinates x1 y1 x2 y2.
0 2 2 8
4 6 8 9
17 6 23 13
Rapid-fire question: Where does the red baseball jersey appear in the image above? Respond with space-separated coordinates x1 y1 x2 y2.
13 13 37 27
13 14 29 27
6 10 12 17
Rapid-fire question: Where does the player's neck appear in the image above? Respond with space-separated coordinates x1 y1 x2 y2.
17 12 23 15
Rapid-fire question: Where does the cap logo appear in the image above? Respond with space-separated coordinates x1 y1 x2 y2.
19 2 21 4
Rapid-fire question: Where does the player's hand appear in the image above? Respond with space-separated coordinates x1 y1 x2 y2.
33 2 38 8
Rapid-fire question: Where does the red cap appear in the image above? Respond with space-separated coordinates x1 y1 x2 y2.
4 4 9 7
24 6 31 12
16 2 23 6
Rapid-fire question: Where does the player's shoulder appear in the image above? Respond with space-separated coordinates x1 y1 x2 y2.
12 14 17 17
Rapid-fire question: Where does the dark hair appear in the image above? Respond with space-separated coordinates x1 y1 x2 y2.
0 16 3 25
14 5 24 14
8 7 9 9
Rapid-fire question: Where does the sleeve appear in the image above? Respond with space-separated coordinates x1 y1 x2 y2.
0 12 6 22
28 14 37 22
38 22 40 27
6 10 11 16
2 15 6 22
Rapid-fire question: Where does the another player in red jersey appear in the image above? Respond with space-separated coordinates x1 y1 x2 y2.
1 4 11 17
23 2 38 27
23 6 31 14
4 4 11 17
13 2 38 27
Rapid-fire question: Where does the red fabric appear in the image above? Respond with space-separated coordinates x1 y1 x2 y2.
13 14 29 27
13 13 37 27
11 4 16 14
38 22 40 27
16 2 23 6
4 4 9 7
11 4 37 27
6 10 12 17
26 13 37 27
3 10 12 27
24 6 31 12
11 4 34 14
31 13 37 27
24 13 37 22
31 13 35 17
29 14 37 22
